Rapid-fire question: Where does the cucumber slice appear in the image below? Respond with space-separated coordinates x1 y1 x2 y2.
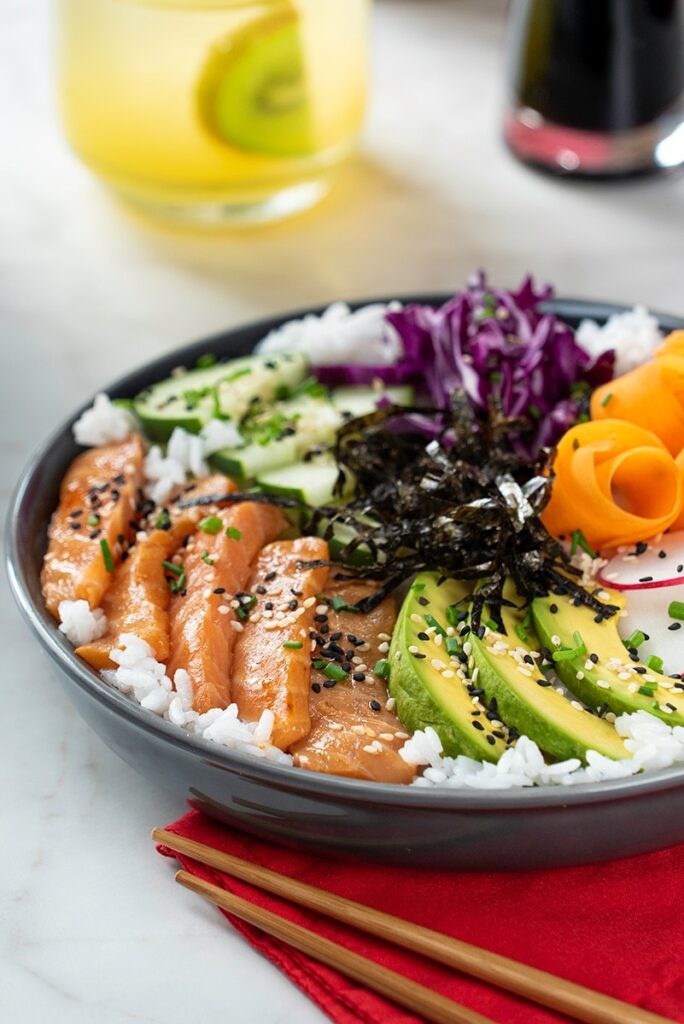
133 352 308 442
331 385 414 418
257 459 353 507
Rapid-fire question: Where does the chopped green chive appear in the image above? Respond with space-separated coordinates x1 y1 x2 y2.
374 659 390 678
330 595 347 611
647 654 664 673
323 662 348 681
553 633 586 662
411 582 426 592
201 551 215 566
235 595 257 620
283 640 303 650
515 623 528 644
100 538 114 572
162 560 183 577
87 513 101 527
570 529 597 559
667 600 684 621
196 353 216 368
572 630 586 652
445 604 462 626
424 614 447 637
639 684 657 697
528 403 541 420
312 659 326 670
225 526 242 540
199 515 223 535
445 638 460 656
485 618 499 632
224 366 252 383
154 509 170 530
600 392 613 408
625 629 647 649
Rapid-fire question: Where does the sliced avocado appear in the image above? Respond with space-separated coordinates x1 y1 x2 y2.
470 581 628 762
197 7 315 157
532 591 684 727
388 573 510 762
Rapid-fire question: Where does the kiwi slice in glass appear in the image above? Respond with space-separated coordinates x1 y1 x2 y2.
197 6 316 157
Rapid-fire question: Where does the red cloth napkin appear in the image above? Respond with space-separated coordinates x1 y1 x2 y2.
157 810 684 1024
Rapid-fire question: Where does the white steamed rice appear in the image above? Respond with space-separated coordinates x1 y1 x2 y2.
143 420 243 504
101 634 291 765
577 304 663 376
401 712 684 789
58 600 108 646
72 393 137 447
256 301 403 367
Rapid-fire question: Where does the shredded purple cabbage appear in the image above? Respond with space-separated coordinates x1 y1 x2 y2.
314 273 615 456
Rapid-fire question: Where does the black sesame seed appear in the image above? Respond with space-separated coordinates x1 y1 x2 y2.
290 587 303 597
668 622 682 631
89 529 101 540
341 661 352 672
593 614 604 624
589 653 599 664
638 576 653 583
549 603 558 614
486 735 496 746
353 672 366 682
412 652 426 660
492 730 506 739
470 710 481 717
417 631 430 641
69 509 83 518
256 585 267 595
679 565 684 573
417 596 429 606
476 626 485 639
523 654 534 665
311 683 321 694
634 542 648 556
329 631 343 641
314 614 327 623
536 678 551 687
264 570 277 581
470 688 485 697
213 587 226 594
472 720 485 731
347 634 358 644
319 624 330 635
667 702 677 711
288 599 298 610
658 550 667 559
323 679 337 689
633 667 647 675
70 522 80 530
264 601 274 610
369 699 382 712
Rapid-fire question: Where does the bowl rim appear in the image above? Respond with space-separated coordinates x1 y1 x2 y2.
8 293 684 812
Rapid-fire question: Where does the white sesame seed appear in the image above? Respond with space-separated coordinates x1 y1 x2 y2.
378 641 389 654
628 683 638 693
442 670 455 679
463 641 472 656
410 613 422 624
659 704 673 714
303 596 316 608
315 604 328 615
570 700 584 712
377 632 391 642
431 658 447 670
351 724 366 734
229 620 244 632
408 645 418 655
517 666 533 677
218 606 231 616
551 635 561 647
394 731 409 739
379 733 395 742
576 671 585 680
596 680 610 690
329 722 343 731
605 712 616 723
385 698 396 712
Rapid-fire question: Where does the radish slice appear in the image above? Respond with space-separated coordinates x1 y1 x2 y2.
598 531 684 675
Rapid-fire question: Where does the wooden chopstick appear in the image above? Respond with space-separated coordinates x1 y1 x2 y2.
175 869 495 1024
155 828 677 1024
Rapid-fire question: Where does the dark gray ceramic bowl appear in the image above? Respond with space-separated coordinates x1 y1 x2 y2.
8 296 684 870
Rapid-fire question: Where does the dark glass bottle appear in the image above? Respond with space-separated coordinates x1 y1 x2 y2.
505 0 684 176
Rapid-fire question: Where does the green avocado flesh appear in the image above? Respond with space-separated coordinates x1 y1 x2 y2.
388 574 509 762
532 591 684 727
470 581 627 761
197 9 315 157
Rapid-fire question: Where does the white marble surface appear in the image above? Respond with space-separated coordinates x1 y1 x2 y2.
2 1 684 1021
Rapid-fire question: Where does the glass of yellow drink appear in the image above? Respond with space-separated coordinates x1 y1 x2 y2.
57 0 370 225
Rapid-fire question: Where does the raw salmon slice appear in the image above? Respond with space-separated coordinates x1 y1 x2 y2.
41 435 145 618
76 474 234 670
167 502 287 714
232 538 329 750
290 580 416 784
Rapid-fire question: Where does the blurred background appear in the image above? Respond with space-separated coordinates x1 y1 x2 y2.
1 3 683 1021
